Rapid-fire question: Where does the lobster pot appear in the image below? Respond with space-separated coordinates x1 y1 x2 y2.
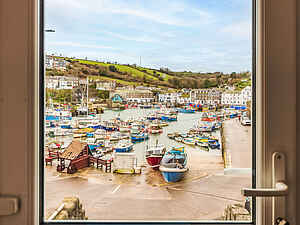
113 153 137 174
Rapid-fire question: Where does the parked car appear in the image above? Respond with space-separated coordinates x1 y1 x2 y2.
241 117 251 126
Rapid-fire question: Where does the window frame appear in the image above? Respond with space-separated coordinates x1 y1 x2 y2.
38 0 257 224
0 0 294 224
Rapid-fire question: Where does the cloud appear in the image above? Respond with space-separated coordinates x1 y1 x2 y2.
46 41 117 50
45 0 251 73
46 0 214 27
101 31 157 43
221 21 251 39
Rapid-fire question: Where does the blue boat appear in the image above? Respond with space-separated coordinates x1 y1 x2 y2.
159 146 188 182
208 140 220 149
178 108 195 113
88 144 99 151
114 140 134 152
147 115 158 121
88 124 101 129
160 115 177 121
131 133 149 143
86 132 94 138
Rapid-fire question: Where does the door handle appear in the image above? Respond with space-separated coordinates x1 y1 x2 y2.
241 152 287 224
242 181 288 197
0 196 19 216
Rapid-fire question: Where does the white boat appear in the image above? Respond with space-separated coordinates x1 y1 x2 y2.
182 137 196 145
113 140 134 153
148 124 163 134
119 125 131 132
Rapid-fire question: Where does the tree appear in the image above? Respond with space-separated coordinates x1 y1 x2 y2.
98 69 108 76
108 65 117 72
143 75 147 83
204 79 211 88
97 90 109 99
81 68 89 74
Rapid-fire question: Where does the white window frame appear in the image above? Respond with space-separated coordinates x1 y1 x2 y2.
0 0 298 224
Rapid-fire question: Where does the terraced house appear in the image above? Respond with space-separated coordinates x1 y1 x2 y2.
45 55 68 70
221 86 252 106
110 88 154 103
45 76 79 90
189 88 222 105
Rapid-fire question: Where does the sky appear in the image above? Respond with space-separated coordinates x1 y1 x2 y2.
45 0 252 73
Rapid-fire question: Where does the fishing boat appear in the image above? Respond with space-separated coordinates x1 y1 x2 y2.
76 117 94 129
147 113 158 121
174 136 183 142
167 132 178 139
178 107 195 113
59 120 72 129
182 137 196 146
85 138 99 150
139 104 152 109
159 146 188 182
195 141 209 150
119 124 131 132
158 122 168 127
87 120 102 129
208 139 220 149
131 132 149 143
160 113 177 121
145 141 166 169
94 129 107 139
130 124 141 135
148 124 163 134
48 128 72 137
73 133 86 138
86 132 94 138
45 121 56 128
113 140 134 153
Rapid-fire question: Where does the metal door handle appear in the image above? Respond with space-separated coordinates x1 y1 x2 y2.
241 152 287 224
0 197 19 216
242 181 288 197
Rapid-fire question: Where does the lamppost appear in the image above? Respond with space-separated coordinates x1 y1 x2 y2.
45 29 55 33
44 28 55 107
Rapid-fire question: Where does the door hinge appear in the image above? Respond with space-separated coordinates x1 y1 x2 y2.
0 197 19 216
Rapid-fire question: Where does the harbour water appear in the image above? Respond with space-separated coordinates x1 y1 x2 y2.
46 108 221 167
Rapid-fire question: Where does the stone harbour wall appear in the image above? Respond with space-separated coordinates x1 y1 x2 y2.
49 197 88 220
221 204 251 221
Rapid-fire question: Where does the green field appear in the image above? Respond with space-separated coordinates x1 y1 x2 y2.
66 58 161 81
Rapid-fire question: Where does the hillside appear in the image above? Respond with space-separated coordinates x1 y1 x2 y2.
46 56 251 90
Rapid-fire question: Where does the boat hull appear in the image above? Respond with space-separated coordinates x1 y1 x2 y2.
146 155 163 170
131 135 149 143
159 167 188 182
114 145 133 153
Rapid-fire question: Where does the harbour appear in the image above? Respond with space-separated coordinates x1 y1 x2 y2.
44 106 251 221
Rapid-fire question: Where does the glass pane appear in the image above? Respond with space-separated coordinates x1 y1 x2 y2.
42 0 253 223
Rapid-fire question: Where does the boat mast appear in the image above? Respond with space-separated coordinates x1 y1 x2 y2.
86 76 89 116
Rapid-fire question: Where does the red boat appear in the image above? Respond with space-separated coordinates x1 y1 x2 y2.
145 143 166 170
147 123 163 134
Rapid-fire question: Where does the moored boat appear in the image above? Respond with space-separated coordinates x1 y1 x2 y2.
178 107 195 114
131 132 149 143
145 142 166 169
159 146 188 182
182 137 196 146
113 140 134 153
148 124 163 134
